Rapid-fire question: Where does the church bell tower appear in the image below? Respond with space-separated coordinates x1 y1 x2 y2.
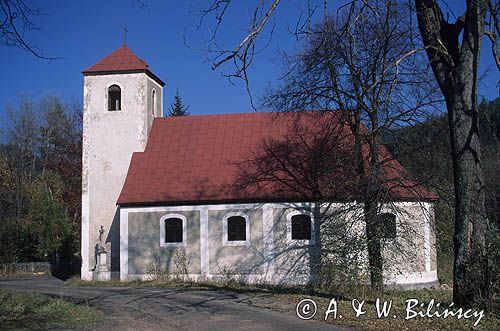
81 44 164 279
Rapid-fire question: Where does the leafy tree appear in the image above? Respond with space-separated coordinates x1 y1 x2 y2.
28 174 72 260
168 91 190 117
39 95 82 227
0 94 81 271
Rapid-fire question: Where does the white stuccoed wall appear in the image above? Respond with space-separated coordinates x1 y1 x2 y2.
118 201 437 289
81 72 163 280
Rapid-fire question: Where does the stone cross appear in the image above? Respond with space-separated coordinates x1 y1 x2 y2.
123 25 128 45
99 225 105 249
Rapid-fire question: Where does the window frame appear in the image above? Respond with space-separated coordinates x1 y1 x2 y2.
222 212 250 246
107 84 122 111
160 214 187 247
286 210 315 245
104 82 124 113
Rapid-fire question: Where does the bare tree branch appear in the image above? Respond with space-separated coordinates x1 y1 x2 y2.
210 0 281 71
485 0 500 72
0 0 59 59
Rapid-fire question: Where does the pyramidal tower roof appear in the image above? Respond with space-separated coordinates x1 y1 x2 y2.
82 44 164 86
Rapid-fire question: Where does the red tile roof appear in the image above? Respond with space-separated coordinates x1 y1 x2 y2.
82 45 164 86
117 112 438 206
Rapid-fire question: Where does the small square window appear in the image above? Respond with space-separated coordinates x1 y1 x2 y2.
165 218 183 243
291 215 311 240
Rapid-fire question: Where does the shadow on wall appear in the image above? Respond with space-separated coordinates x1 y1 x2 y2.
104 207 121 272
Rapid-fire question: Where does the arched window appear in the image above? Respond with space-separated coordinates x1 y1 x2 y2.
222 213 250 246
108 85 121 111
160 214 187 247
152 89 156 116
227 216 246 241
286 210 315 244
291 214 311 240
165 218 183 243
377 213 397 239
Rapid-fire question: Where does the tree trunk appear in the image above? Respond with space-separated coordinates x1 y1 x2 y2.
309 203 322 285
447 94 490 306
415 0 490 307
365 134 384 291
364 198 383 290
351 112 384 290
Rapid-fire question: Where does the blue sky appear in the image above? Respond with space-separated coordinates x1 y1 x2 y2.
0 0 498 118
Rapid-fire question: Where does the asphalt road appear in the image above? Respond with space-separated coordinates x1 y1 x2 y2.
0 277 350 331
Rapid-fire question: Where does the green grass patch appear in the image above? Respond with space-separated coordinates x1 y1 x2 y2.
0 290 104 330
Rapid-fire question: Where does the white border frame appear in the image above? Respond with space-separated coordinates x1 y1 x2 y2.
105 82 124 112
119 207 129 280
145 74 163 117
222 212 250 246
286 210 315 245
160 214 187 247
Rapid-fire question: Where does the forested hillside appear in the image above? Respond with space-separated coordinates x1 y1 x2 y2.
0 95 82 276
385 98 500 287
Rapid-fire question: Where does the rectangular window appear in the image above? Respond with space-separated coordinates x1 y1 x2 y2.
227 216 246 241
165 218 183 243
379 213 397 239
291 215 311 240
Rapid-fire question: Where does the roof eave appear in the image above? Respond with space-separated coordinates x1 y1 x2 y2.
82 69 165 87
116 196 438 208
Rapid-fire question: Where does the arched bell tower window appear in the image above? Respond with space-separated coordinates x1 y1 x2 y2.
108 85 121 111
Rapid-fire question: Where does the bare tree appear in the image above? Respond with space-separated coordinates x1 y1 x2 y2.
232 110 436 291
414 0 496 306
195 0 498 303
233 112 358 283
2 96 41 219
263 1 439 289
0 0 57 59
207 1 440 289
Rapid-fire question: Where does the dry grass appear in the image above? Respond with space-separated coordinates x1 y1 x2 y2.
0 290 104 330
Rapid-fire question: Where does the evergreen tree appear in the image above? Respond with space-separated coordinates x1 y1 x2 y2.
168 91 190 117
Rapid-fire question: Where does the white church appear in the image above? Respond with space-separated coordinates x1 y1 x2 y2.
81 44 439 289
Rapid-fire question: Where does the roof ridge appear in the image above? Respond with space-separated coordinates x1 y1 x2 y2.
156 110 341 120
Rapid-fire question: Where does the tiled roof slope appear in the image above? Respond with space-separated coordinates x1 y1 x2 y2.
82 45 149 73
117 112 438 206
82 45 165 86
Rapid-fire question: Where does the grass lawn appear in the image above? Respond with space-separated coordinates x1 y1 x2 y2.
0 290 104 330
66 277 499 331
